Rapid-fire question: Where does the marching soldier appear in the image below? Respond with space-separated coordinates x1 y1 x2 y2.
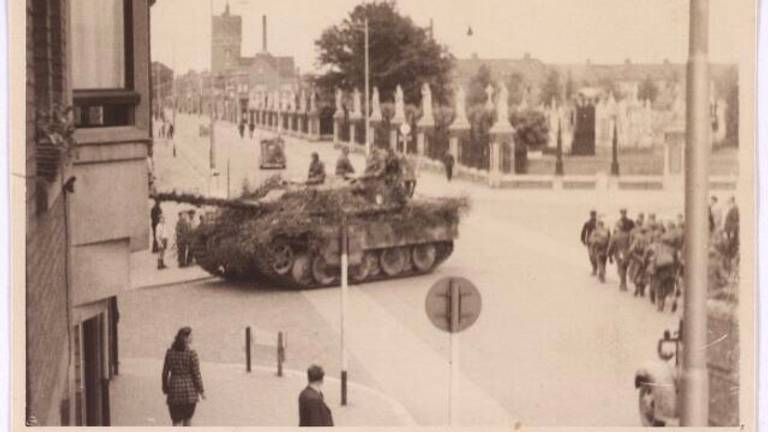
608 224 631 290
588 219 611 283
629 225 651 296
580 210 598 275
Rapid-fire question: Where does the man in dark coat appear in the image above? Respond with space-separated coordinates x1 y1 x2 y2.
443 151 455 182
617 208 635 233
299 365 333 427
175 211 190 267
580 210 598 275
150 200 163 252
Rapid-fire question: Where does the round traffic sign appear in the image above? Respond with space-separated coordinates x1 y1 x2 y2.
425 276 481 333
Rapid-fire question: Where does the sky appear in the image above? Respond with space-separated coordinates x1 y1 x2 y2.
150 0 753 75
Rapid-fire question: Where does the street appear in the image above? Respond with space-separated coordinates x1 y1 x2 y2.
119 113 682 426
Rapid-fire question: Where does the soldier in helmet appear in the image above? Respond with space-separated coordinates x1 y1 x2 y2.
307 152 326 185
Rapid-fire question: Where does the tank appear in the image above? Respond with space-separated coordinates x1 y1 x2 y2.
160 171 468 289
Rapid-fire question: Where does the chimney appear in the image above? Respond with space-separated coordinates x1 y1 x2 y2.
262 15 267 53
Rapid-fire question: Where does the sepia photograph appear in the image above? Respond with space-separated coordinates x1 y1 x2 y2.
8 0 759 428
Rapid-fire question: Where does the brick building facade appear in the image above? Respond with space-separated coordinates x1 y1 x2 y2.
22 0 153 426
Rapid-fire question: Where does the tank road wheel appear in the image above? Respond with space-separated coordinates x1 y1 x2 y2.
291 253 312 286
380 247 409 277
350 251 379 283
412 243 437 272
268 239 294 276
312 254 339 286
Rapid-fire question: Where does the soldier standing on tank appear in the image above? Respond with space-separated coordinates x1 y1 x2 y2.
307 152 326 185
400 153 416 198
175 211 190 268
588 219 611 283
580 210 598 275
335 147 355 178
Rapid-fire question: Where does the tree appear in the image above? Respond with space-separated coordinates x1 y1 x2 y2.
510 109 548 150
539 70 562 107
638 75 659 102
315 1 454 105
723 66 739 147
564 71 575 101
506 72 526 107
466 64 496 108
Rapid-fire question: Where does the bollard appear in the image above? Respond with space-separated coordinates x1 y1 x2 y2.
277 331 285 377
245 326 252 373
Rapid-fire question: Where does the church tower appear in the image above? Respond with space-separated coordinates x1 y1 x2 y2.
211 1 242 74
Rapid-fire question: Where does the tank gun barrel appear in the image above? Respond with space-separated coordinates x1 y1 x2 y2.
150 190 265 210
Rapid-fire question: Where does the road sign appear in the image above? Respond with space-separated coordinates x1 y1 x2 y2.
425 276 481 333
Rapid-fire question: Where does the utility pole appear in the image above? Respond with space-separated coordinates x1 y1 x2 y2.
364 17 371 156
680 0 710 425
209 0 217 175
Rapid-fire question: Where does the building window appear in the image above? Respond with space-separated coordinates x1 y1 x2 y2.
70 0 138 128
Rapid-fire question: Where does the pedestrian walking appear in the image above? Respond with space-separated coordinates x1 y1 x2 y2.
298 365 333 427
168 123 175 140
248 121 255 139
607 225 631 291
616 208 635 233
335 147 355 178
151 199 163 253
443 151 455 182
580 210 598 275
629 225 651 296
162 327 205 426
238 121 245 139
156 215 169 269
588 219 611 283
176 211 190 267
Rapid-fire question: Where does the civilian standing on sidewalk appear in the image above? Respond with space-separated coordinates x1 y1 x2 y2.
150 200 163 252
442 151 455 182
155 215 169 269
298 365 333 426
162 327 205 426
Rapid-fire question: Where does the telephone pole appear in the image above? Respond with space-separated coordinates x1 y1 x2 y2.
680 0 710 425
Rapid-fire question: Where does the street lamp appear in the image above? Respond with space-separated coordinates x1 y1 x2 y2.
610 114 619 176
555 118 564 175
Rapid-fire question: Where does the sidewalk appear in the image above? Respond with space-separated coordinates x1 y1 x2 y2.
111 358 415 426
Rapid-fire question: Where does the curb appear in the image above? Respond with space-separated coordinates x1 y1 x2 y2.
131 274 216 291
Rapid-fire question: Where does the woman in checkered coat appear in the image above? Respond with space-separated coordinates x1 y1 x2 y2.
162 327 205 426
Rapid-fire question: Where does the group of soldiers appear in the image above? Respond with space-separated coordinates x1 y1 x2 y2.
581 209 685 312
306 146 417 199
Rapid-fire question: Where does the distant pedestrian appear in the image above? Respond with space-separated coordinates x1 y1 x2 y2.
580 210 598 275
151 200 163 252
168 123 175 140
156 215 169 269
709 196 722 234
176 211 190 267
335 147 355 178
238 122 245 139
298 365 333 427
248 121 255 139
162 327 205 426
443 152 455 182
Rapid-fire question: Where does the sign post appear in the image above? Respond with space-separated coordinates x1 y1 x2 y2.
340 214 349 406
425 277 482 426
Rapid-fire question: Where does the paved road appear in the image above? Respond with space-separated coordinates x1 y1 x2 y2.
123 113 683 426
